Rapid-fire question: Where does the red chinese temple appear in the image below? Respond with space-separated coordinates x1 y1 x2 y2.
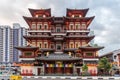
15 8 104 76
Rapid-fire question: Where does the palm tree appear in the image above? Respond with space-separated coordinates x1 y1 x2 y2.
98 57 111 75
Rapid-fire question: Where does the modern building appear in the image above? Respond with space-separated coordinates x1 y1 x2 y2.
15 8 104 76
0 26 13 62
13 23 27 62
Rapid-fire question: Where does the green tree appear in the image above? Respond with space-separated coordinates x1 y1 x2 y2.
82 64 88 72
82 64 89 76
98 57 111 75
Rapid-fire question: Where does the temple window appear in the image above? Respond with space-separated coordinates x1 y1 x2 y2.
86 53 93 57
44 43 48 48
75 42 79 48
39 43 42 48
57 28 61 32
56 27 61 32
81 23 86 29
75 24 80 30
69 24 74 30
37 24 42 30
114 55 117 59
44 24 48 30
70 43 74 48
56 44 62 50
31 23 36 30
24 52 32 56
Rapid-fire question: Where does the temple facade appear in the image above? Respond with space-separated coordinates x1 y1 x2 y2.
15 8 104 76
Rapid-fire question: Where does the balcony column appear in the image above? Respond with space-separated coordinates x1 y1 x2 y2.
34 66 38 76
73 63 77 75
74 22 75 30
74 40 75 48
42 22 44 30
41 63 44 75
48 22 51 30
36 40 37 46
35 23 37 30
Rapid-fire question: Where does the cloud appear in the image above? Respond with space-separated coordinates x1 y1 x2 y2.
0 0 120 55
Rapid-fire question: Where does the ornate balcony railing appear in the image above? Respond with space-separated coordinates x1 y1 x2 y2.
20 55 35 58
66 29 90 33
28 29 51 33
83 56 98 58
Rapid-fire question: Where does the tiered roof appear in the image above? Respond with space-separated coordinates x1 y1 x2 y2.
15 45 39 51
28 8 51 17
66 8 89 17
36 53 81 61
79 45 104 51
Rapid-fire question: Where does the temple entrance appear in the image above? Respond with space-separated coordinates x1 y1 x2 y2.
44 62 76 75
55 67 63 74
65 67 73 75
55 61 63 74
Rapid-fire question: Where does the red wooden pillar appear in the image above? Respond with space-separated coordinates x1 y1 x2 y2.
42 22 44 30
66 22 69 30
74 40 75 48
48 22 51 30
36 22 37 30
36 40 37 46
74 22 75 30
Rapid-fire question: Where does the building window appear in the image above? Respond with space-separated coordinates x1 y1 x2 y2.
69 24 74 30
56 27 61 32
44 43 47 48
76 43 79 48
57 28 61 32
31 23 36 30
44 25 48 29
75 24 80 30
81 23 86 29
39 25 42 29
70 43 74 48
86 53 93 56
56 44 61 50
114 55 117 59
24 52 32 56
39 43 42 48
37 24 42 30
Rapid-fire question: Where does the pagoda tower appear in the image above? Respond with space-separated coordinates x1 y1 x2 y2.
15 8 104 76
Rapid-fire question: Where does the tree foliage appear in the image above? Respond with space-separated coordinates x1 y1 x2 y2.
82 64 88 72
98 57 111 72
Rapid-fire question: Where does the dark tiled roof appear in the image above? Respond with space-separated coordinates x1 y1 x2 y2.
79 44 104 51
36 54 81 61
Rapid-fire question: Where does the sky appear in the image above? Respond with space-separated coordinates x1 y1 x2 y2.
0 0 120 55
